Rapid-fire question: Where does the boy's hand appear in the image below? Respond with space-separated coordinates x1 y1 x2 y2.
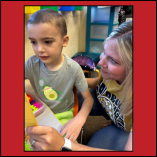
60 115 85 141
60 88 93 141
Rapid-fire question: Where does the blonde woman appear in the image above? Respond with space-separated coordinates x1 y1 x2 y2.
26 20 133 151
78 20 133 150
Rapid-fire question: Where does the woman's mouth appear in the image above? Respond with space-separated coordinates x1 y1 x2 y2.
101 69 108 74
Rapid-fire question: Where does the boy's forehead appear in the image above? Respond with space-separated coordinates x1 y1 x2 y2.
27 23 59 32
27 22 56 28
27 23 63 38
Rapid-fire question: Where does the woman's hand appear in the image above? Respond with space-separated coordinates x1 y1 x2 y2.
60 115 85 142
25 128 28 139
26 125 65 151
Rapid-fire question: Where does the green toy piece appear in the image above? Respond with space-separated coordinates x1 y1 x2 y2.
30 105 38 112
25 141 31 151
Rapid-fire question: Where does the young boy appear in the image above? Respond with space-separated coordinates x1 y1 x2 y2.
25 9 93 141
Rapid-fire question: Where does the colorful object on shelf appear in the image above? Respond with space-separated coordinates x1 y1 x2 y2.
59 6 75 11
30 105 38 112
30 100 36 105
25 6 83 14
33 102 42 108
72 52 100 71
73 56 96 70
75 6 83 10
26 94 42 113
25 6 40 14
27 94 33 102
40 6 59 11
25 141 31 151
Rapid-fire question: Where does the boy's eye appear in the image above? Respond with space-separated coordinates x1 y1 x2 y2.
45 41 52 44
30 41 36 44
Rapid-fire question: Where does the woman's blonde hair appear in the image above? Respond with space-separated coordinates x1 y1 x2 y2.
105 20 133 116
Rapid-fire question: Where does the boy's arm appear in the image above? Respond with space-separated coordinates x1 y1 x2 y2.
75 88 93 124
60 88 93 141
86 77 99 89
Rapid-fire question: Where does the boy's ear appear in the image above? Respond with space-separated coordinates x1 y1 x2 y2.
62 35 69 47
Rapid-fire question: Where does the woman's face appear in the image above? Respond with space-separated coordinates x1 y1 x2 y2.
98 39 126 84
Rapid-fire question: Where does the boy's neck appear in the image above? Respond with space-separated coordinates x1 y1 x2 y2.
44 54 64 71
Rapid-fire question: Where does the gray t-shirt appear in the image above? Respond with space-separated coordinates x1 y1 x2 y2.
25 55 88 114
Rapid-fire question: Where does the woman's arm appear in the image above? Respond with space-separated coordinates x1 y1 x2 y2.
86 77 99 89
26 126 132 151
26 126 113 151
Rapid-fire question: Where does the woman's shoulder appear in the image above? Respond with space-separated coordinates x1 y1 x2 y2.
97 77 117 86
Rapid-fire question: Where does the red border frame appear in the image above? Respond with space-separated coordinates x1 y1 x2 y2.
1 1 156 156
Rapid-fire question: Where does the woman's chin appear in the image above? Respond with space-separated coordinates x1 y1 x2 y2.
101 72 110 80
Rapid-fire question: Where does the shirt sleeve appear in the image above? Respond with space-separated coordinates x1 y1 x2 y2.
25 57 32 80
74 65 88 93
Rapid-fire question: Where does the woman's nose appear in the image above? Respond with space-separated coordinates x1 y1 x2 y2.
98 56 107 68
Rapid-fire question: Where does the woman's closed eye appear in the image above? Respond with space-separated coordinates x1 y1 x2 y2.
100 51 105 59
110 58 118 64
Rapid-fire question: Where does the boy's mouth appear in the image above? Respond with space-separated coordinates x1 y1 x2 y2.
39 56 49 60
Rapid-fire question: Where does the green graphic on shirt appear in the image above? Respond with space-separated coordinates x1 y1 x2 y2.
43 85 65 101
43 85 59 100
38 79 45 92
38 79 64 101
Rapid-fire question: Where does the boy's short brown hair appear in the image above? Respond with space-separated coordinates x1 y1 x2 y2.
27 9 67 37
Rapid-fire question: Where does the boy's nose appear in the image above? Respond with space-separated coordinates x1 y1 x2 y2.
38 45 45 53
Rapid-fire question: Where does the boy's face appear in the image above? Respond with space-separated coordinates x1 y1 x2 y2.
27 23 69 67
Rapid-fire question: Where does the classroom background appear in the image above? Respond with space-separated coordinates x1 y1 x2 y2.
24 5 133 144
25 6 132 77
